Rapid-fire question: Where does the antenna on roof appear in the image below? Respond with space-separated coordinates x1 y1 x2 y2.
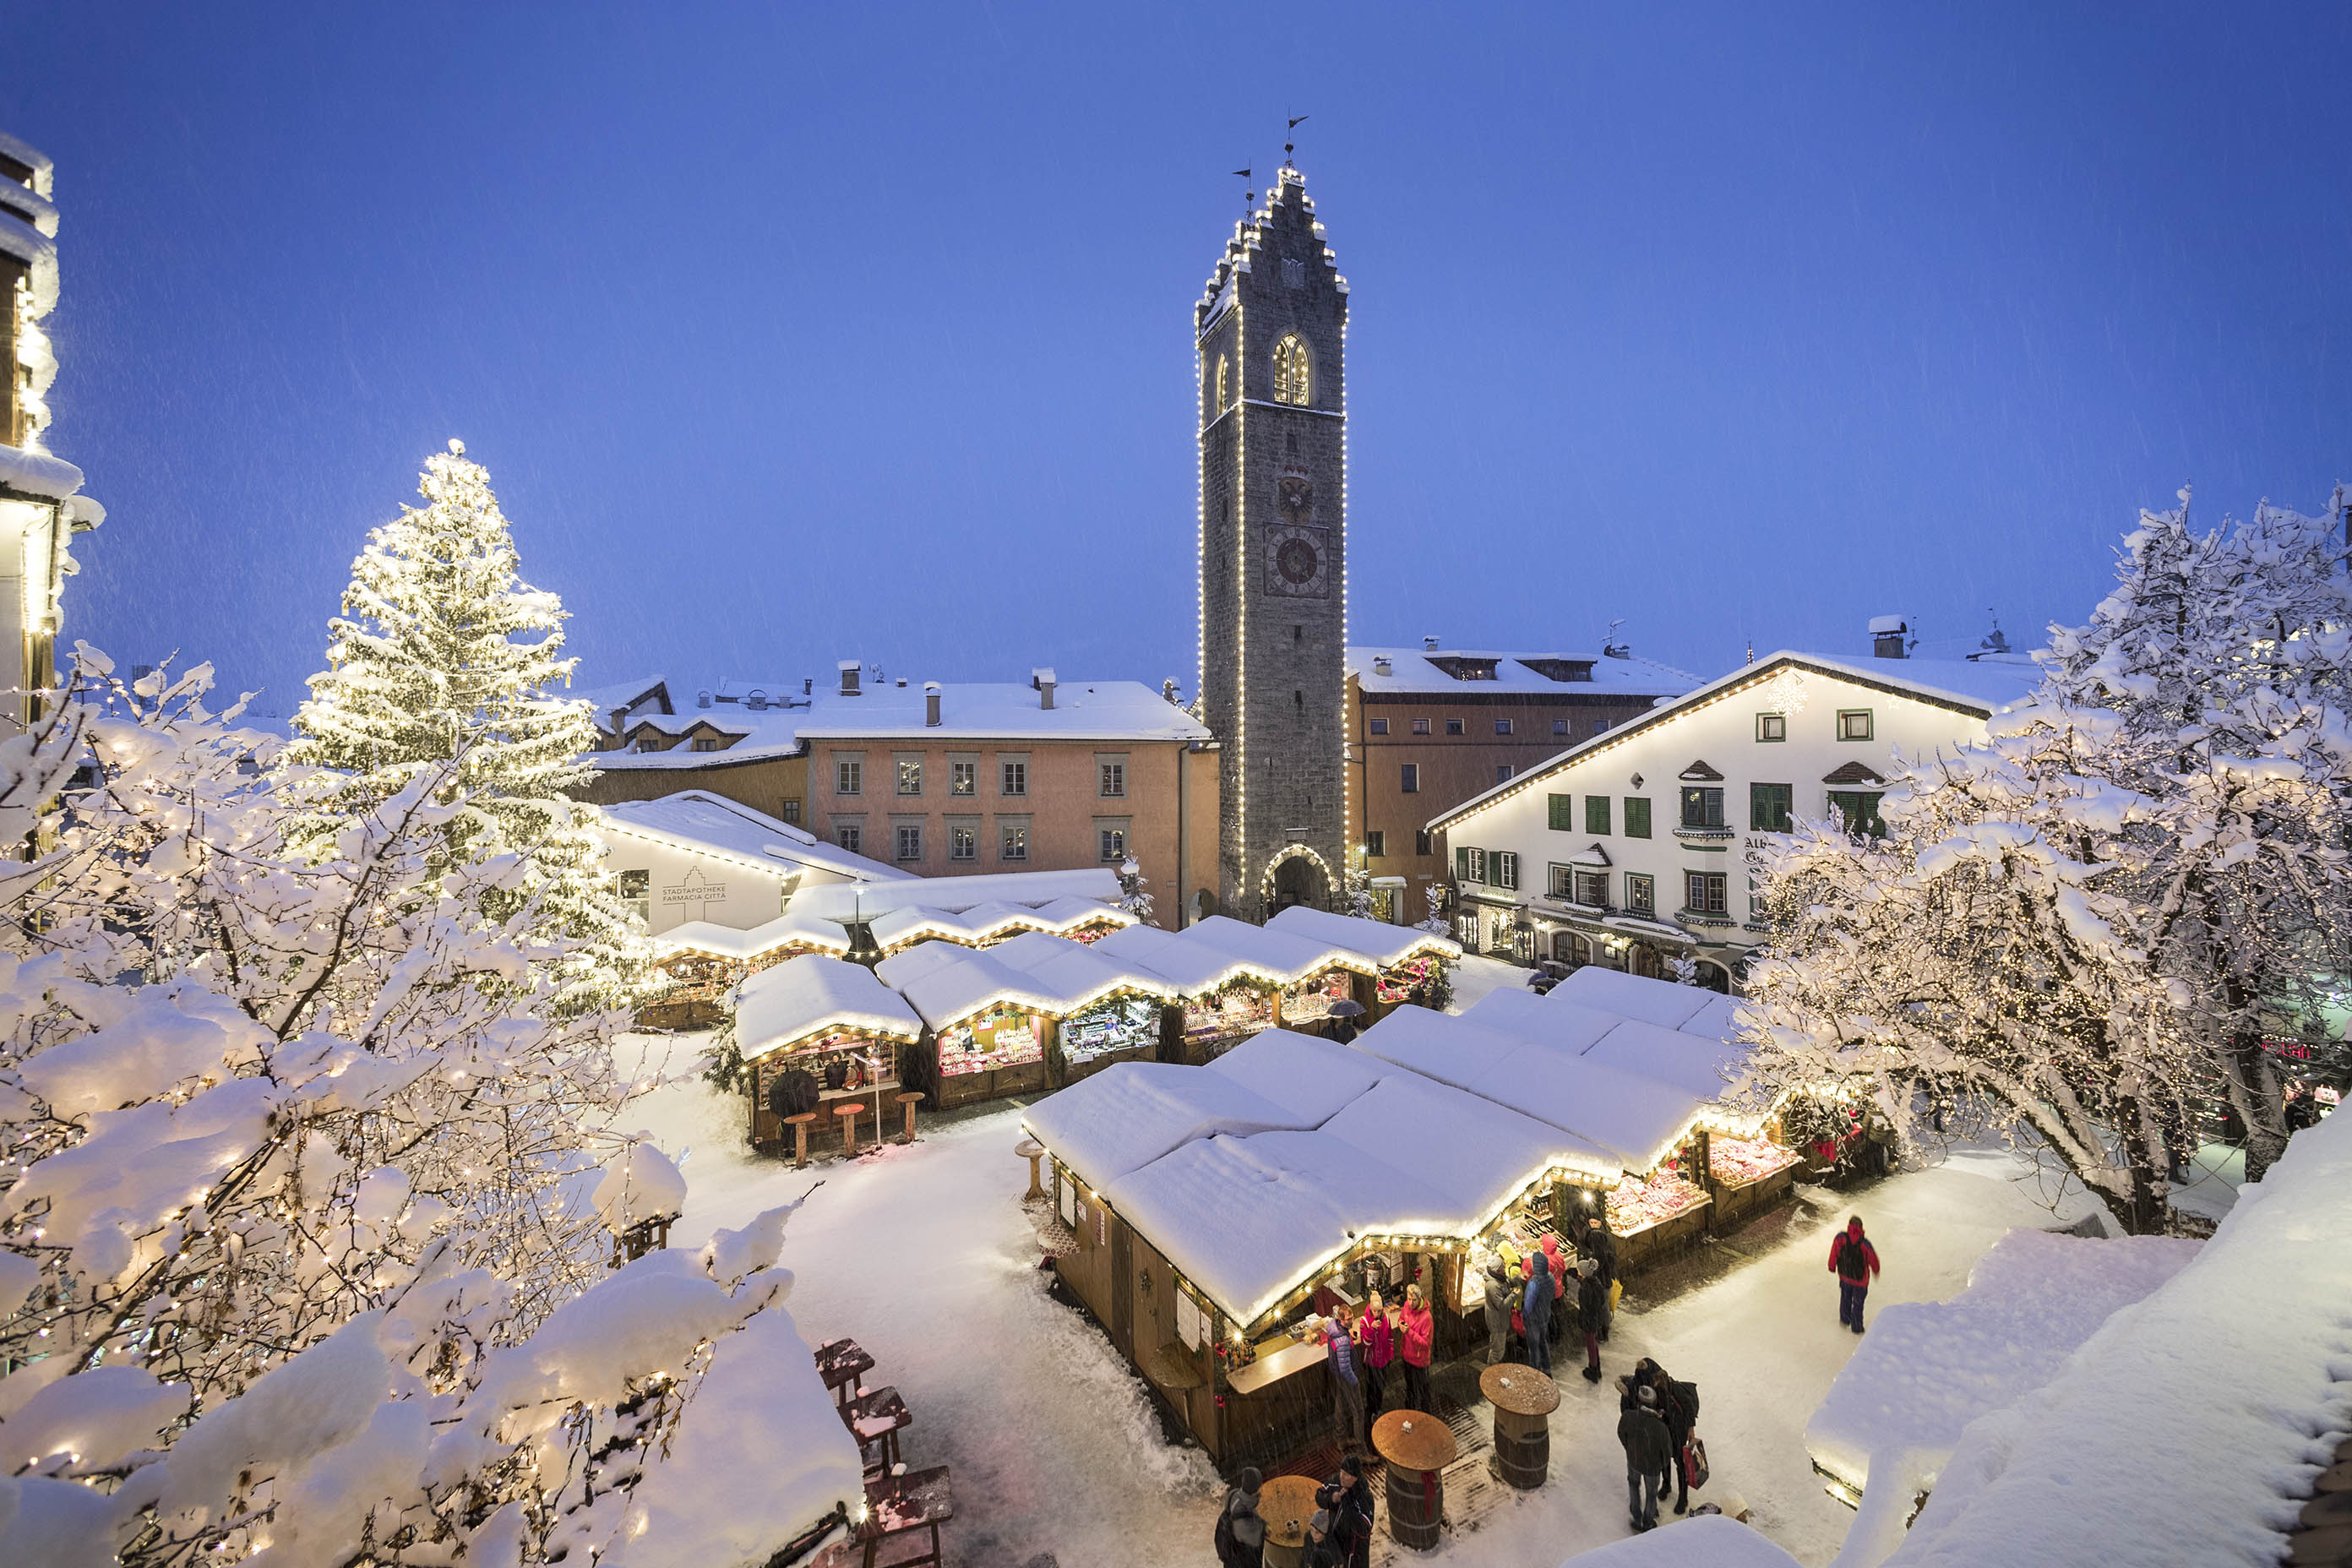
1284 114 1307 168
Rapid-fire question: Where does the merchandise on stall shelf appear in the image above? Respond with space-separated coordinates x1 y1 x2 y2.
1282 972 1352 1025
1187 984 1274 1039
1061 995 1161 1065
1375 953 1443 1005
1709 1135 1799 1185
1607 1170 1707 1232
939 1008 1043 1077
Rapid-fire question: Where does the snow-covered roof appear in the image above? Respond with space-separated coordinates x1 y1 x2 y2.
1467 1045 1707 1173
1582 1017 1746 1102
983 929 1177 1011
1879 1108 2352 1568
1342 1005 1529 1092
1181 914 1380 983
0 443 84 502
575 675 671 721
1317 1074 1618 1216
732 955 923 1061
1348 645 1699 700
1204 1029 1391 1124
1102 1130 1466 1328
1090 922 1295 994
1548 966 1714 1030
0 131 56 193
1457 988 1629 1054
795 868 1121 923
1429 651 2046 831
1266 905 1462 968
599 791 908 885
651 908 852 961
590 675 1208 768
874 945 1054 1032
1556 1515 1802 1568
1021 1063 1311 1193
863 895 1133 956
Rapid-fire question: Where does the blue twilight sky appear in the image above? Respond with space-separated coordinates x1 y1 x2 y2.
6 4 2348 721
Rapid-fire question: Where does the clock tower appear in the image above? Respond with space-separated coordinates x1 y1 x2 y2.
1195 163 1348 920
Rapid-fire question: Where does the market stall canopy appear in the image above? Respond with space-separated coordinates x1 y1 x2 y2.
1463 1045 1706 1173
866 896 1136 955
651 907 852 961
1021 1063 1311 1193
1342 1006 1530 1092
983 930 1177 1010
1182 915 1380 983
1546 966 1715 1030
1582 1017 1747 1102
732 955 922 1060
874 944 1056 1032
1204 1029 1390 1124
1266 906 1462 969
1457 988 1625 1055
1091 922 1289 994
1102 1130 1462 1330
796 868 1122 923
1318 1075 1618 1217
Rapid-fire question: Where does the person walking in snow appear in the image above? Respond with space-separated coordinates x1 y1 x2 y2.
1320 1313 1366 1449
1481 1262 1515 1365
1521 1243 1557 1375
1215 1467 1266 1567
1576 1256 1609 1381
1830 1216 1881 1333
1635 1357 1699 1516
1355 1289 1393 1423
1397 1285 1435 1413
1617 1383 1674 1533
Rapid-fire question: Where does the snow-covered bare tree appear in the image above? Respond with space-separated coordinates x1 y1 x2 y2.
1742 491 2352 1230
284 442 646 1013
0 655 861 1566
1115 856 1154 923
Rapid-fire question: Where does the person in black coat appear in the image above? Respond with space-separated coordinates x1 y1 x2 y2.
1575 1258 1609 1382
1635 1357 1697 1515
1215 1467 1266 1567
1617 1385 1674 1532
1334 1455 1375 1568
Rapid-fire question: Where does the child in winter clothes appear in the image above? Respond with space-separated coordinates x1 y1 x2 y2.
1829 1217 1881 1332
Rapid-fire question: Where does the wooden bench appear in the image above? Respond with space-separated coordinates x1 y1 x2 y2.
814 1465 952 1568
815 1337 875 1409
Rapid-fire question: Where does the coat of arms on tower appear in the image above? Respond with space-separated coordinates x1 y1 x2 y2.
1277 473 1315 525
1264 523 1331 598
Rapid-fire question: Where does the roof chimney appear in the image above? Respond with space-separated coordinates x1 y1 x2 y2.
1424 635 1440 653
1373 656 1392 677
924 681 942 727
1870 616 1910 660
838 660 862 695
1032 667 1057 710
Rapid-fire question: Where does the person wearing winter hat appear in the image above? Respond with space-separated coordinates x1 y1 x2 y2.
1481 1261 1516 1365
1828 1216 1881 1332
1397 1284 1435 1415
1576 1256 1609 1381
1522 1240 1558 1375
1617 1382 1674 1532
1214 1467 1266 1566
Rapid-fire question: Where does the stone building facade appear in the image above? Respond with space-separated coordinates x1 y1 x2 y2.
1197 164 1348 920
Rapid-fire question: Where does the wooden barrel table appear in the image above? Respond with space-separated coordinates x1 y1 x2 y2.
1479 1363 1561 1489
1372 1407 1458 1553
1258 1474 1320 1568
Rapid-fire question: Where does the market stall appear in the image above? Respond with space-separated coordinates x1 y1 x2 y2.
1091 923 1288 1060
731 955 924 1151
643 909 853 1030
1605 1162 1713 1268
1181 917 1380 1034
864 896 1139 959
1705 1132 1802 1225
1266 906 1462 1015
875 944 1056 1109
982 931 1179 1085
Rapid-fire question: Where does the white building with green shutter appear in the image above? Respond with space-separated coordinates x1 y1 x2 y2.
1424 647 2039 987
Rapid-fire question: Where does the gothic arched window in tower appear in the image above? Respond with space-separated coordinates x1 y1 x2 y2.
1213 353 1229 411
1272 335 1312 406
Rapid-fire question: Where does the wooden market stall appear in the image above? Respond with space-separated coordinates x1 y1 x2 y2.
864 896 1138 959
1266 905 1462 1020
643 909 852 1030
732 955 924 1152
1091 923 1288 1062
981 930 1177 1085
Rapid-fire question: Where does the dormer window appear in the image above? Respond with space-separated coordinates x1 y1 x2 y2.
1273 335 1312 406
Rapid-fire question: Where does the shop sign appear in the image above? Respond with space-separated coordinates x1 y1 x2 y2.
661 867 727 907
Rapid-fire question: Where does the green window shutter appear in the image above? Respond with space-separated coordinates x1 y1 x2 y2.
1625 797 1651 838
1548 793 1573 831
1456 846 1472 881
1586 795 1610 836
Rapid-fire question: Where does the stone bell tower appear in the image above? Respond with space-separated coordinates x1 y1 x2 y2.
1195 163 1348 919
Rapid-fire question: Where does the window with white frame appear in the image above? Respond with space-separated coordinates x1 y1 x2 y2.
1097 755 1127 798
999 819 1030 861
835 756 863 795
896 756 923 795
950 758 977 796
1573 868 1609 906
1000 757 1028 796
947 820 978 861
894 823 923 862
1492 851 1520 890
1626 873 1655 915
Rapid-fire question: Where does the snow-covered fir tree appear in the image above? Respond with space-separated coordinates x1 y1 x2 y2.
1741 491 2352 1229
284 442 646 1013
0 654 856 1566
1115 856 1154 923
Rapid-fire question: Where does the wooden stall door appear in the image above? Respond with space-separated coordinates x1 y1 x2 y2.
1110 1222 1135 1359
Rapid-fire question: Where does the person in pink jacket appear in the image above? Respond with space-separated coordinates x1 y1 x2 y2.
1829 1217 1881 1332
1354 1289 1394 1422
1397 1284 1435 1414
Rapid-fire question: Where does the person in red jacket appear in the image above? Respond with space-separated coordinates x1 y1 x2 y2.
1354 1289 1394 1423
1397 1283 1435 1413
1829 1217 1881 1332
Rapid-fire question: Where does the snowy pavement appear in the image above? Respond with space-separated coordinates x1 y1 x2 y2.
618 1026 2134 1568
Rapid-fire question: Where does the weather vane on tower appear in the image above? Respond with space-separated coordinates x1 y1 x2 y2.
1284 114 1307 169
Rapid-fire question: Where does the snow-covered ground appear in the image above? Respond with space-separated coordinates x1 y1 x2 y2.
615 1026 2157 1567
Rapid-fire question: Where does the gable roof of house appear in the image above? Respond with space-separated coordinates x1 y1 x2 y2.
597 790 909 885
1426 651 2044 832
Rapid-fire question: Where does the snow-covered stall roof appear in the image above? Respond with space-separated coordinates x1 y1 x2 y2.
1021 1063 1309 1193
1458 988 1628 1055
874 945 1054 1032
983 930 1177 1012
1582 1018 1748 1104
795 868 1122 923
1182 915 1380 983
600 791 907 885
1266 905 1461 968
651 907 852 960
1342 1006 1531 1092
1548 966 1714 1030
1807 1228 2200 1549
1318 1074 1619 1218
1556 1514 1802 1568
732 955 923 1060
1204 1029 1390 1124
1878 1108 2352 1568
864 896 1135 956
1102 1130 1463 1328
1465 1046 1707 1173
1090 922 1292 994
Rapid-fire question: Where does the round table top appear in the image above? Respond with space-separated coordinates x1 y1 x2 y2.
1372 1407 1459 1473
782 1112 819 1124
896 1091 926 1105
832 1102 863 1118
1479 1363 1561 1417
1015 1137 1045 1157
1258 1475 1320 1548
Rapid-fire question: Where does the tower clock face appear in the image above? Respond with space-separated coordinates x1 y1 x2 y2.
1264 524 1331 598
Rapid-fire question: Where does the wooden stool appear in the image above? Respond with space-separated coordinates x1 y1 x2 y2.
833 1102 862 1155
1480 1362 1560 1489
1015 1137 1047 1200
785 1112 819 1170
896 1091 925 1145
